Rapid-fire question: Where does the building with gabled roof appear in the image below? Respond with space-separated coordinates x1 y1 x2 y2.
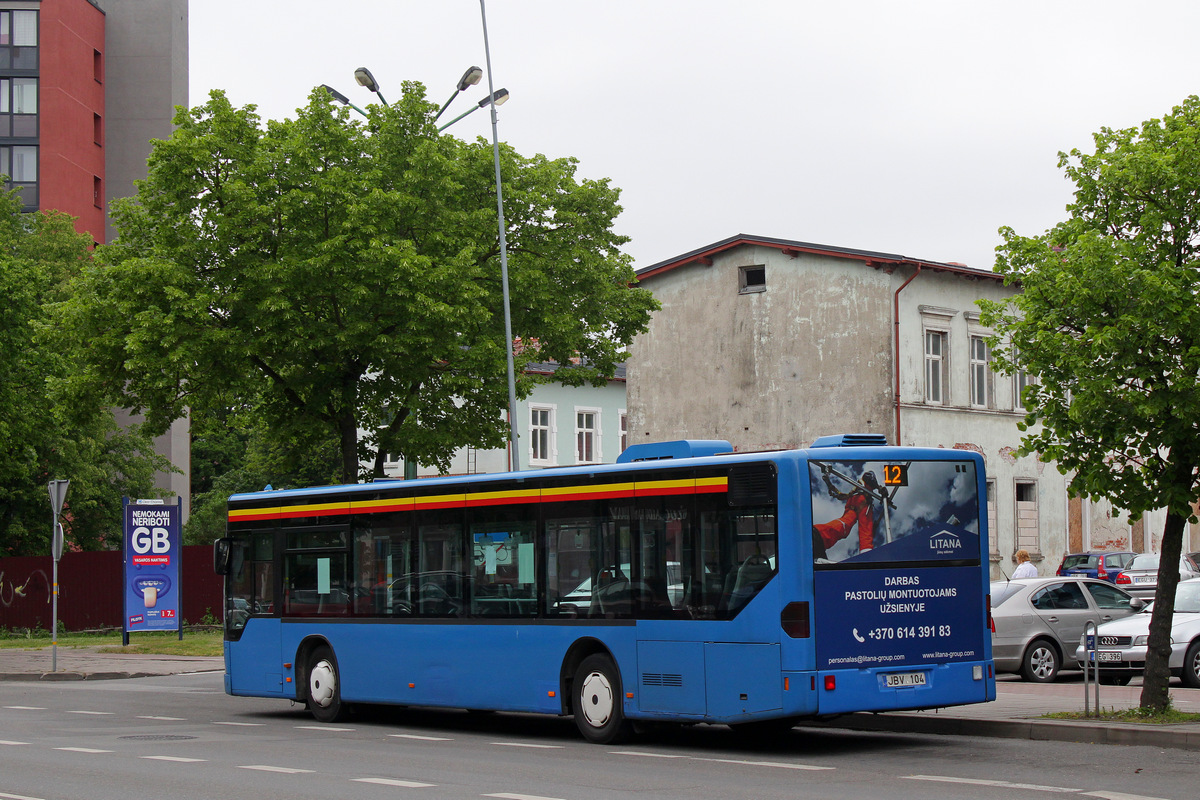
627 233 1109 578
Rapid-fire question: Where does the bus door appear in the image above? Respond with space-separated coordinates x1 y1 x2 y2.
225 531 285 697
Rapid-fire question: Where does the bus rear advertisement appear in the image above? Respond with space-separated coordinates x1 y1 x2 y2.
215 434 995 743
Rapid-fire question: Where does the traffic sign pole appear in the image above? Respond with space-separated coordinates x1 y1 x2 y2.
48 480 69 673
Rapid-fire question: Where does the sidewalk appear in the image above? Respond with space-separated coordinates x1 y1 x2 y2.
0 645 223 681
3 648 1199 750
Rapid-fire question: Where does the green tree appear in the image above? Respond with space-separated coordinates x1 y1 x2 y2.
55 86 657 485
0 193 170 555
980 96 1200 712
184 403 339 545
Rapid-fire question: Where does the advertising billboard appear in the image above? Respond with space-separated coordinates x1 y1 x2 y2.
123 498 182 636
810 458 987 670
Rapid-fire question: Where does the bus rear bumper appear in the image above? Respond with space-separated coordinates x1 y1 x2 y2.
814 661 995 716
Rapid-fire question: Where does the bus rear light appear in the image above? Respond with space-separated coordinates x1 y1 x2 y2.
824 675 836 691
781 602 810 638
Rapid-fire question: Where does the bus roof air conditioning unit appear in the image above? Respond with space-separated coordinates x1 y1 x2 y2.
809 433 890 448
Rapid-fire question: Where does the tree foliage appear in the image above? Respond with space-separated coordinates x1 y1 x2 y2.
0 192 171 555
54 86 657 485
979 96 1200 711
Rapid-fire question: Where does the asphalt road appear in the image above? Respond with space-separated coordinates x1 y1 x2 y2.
0 671 1192 800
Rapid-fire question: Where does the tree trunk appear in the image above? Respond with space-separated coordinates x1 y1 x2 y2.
337 412 359 486
1139 509 1187 712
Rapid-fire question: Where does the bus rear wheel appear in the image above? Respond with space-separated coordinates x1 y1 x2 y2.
306 645 346 723
573 654 632 744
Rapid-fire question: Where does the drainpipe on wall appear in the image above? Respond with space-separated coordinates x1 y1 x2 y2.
892 263 923 446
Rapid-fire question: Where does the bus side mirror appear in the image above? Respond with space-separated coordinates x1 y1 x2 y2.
213 537 233 575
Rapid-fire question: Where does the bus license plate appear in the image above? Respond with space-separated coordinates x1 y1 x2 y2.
885 672 926 688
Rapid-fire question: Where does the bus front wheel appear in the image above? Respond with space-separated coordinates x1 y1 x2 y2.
573 654 632 744
306 645 346 723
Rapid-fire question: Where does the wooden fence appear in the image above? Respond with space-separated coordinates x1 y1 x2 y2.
0 546 223 631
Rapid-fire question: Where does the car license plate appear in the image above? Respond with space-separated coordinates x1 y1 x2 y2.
885 672 926 688
1135 576 1154 584
1096 651 1122 663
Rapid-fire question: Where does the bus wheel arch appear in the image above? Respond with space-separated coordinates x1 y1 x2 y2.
295 636 347 722
560 638 611 714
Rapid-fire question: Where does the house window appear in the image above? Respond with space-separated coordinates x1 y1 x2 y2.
1013 349 1037 409
93 112 102 145
0 77 37 137
619 410 628 453
529 405 555 466
93 48 102 83
1015 480 1039 554
969 335 992 408
739 265 766 294
575 409 600 464
987 480 999 558
0 145 37 210
0 10 38 70
93 176 102 208
924 330 948 404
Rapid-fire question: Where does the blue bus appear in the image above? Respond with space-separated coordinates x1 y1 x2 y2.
214 434 995 743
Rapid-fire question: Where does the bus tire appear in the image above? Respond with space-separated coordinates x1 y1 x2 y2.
573 654 632 744
1182 641 1200 688
306 645 347 723
1020 638 1060 683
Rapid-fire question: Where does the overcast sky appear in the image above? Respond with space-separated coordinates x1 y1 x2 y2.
190 1 1200 272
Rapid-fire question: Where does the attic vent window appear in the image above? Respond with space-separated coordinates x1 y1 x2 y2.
739 265 766 294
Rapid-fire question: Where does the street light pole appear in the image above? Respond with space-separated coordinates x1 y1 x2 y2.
479 0 521 472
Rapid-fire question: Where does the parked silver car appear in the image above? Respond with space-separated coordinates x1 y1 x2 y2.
1074 577 1200 687
991 577 1143 682
1113 553 1200 599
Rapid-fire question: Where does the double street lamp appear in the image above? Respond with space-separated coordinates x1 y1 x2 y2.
323 19 521 474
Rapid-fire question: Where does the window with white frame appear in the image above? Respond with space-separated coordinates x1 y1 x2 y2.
987 480 999 558
1013 348 1037 409
619 410 628 453
575 408 600 464
969 335 992 408
924 329 948 404
1015 479 1039 553
529 405 556 466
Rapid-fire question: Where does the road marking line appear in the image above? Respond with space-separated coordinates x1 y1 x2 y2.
65 710 113 715
137 715 186 721
698 757 834 771
905 775 1078 793
239 765 315 774
0 791 46 800
295 725 355 732
0 741 30 746
1084 792 1174 800
490 742 564 749
141 756 207 763
54 747 112 754
213 721 265 726
484 794 566 800
352 778 437 788
2 706 45 711
389 733 452 741
610 751 687 758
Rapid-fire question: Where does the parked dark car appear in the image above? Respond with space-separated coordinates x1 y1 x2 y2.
1056 551 1135 583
